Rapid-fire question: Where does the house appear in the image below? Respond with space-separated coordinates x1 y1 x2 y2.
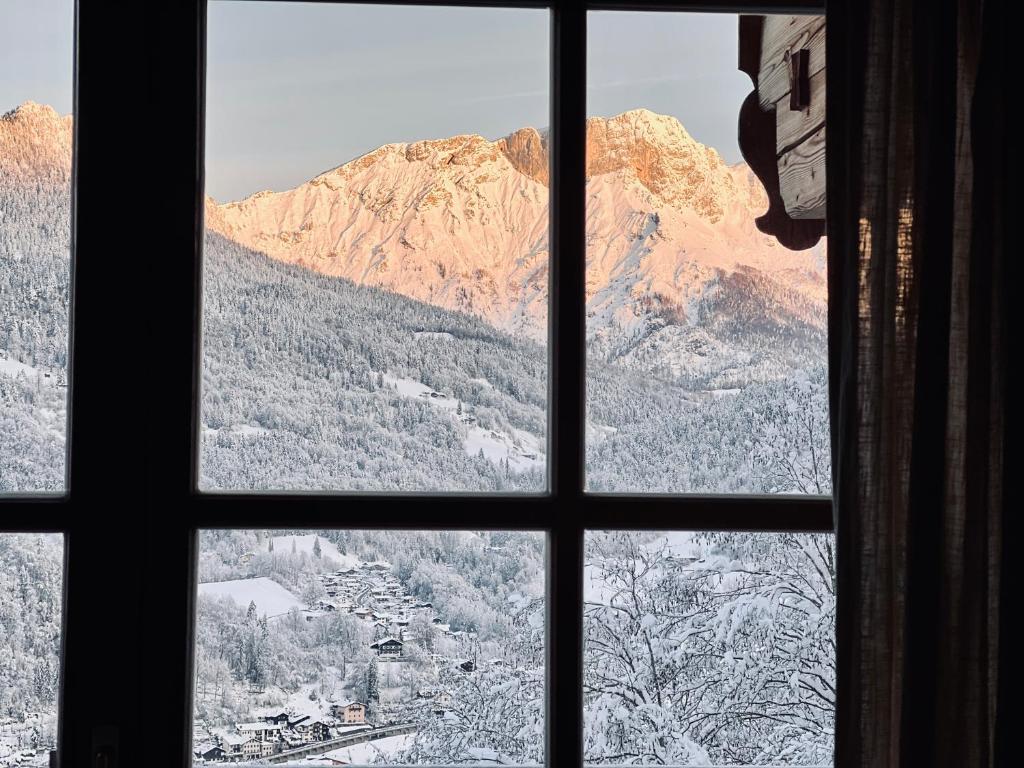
241 738 276 759
236 721 282 742
294 719 331 742
218 732 251 761
260 712 290 726
331 701 366 724
369 637 403 657
195 742 225 762
457 659 476 673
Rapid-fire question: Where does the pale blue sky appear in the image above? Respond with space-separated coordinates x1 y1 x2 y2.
0 2 751 204
0 0 74 114
206 4 748 202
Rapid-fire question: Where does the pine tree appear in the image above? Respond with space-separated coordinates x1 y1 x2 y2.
365 661 380 708
313 536 322 559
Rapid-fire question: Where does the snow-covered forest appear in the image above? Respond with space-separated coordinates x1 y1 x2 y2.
0 534 63 765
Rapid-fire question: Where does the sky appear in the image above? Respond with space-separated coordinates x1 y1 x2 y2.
0 1 751 204
0 0 74 114
206 4 749 202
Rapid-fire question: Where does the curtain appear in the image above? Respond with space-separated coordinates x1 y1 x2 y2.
827 0 1007 765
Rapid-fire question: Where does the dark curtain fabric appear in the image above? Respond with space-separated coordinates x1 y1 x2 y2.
827 0 1008 765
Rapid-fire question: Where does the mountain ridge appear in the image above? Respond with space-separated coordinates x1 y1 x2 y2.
2 102 826 375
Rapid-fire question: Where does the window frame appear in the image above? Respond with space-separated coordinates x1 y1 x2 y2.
0 1 832 767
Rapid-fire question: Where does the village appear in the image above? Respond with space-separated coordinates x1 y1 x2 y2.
193 555 500 765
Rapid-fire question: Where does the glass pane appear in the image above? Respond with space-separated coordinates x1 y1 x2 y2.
585 12 829 494
200 2 550 492
584 530 834 765
0 534 64 766
1 0 74 494
192 530 545 765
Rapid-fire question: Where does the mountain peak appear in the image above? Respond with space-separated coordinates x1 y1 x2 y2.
3 101 63 123
1 102 73 183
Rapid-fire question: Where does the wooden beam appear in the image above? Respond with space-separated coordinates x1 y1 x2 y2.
776 67 826 154
778 123 826 218
758 16 825 107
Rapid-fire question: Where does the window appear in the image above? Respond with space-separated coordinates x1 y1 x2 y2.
200 3 550 493
0 0 74 495
192 530 545 764
1 2 834 767
0 2 72 765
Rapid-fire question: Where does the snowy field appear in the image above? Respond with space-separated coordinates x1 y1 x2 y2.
197 577 302 618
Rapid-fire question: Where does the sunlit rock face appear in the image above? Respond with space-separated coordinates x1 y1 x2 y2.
206 108 824 370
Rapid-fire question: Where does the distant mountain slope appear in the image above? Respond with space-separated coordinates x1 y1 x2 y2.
1 102 829 496
201 232 547 491
0 103 72 493
208 109 826 378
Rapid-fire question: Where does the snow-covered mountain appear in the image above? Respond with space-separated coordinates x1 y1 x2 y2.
207 109 826 374
2 102 830 496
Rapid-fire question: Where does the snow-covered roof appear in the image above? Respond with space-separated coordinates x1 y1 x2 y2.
238 721 282 732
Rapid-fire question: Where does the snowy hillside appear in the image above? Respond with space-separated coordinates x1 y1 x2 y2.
1 103 72 494
2 101 830 496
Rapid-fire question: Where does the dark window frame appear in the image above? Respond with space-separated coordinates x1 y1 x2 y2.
0 1 832 767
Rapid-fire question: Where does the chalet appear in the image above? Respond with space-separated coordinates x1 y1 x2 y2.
260 711 290 726
457 659 476 673
331 701 367 725
241 738 276 759
370 637 404 657
294 720 331 742
237 721 282 742
218 732 251 761
195 743 225 762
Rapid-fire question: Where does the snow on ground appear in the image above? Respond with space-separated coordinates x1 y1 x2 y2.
264 534 352 565
464 425 544 472
197 577 302 619
235 424 272 436
383 373 545 472
413 331 454 341
0 356 37 379
0 352 61 386
318 733 412 765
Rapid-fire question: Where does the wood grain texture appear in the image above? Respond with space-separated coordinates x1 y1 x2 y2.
758 16 825 107
778 123 826 218
776 68 826 155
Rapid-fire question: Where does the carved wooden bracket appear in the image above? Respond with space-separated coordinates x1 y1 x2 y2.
737 15 825 251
